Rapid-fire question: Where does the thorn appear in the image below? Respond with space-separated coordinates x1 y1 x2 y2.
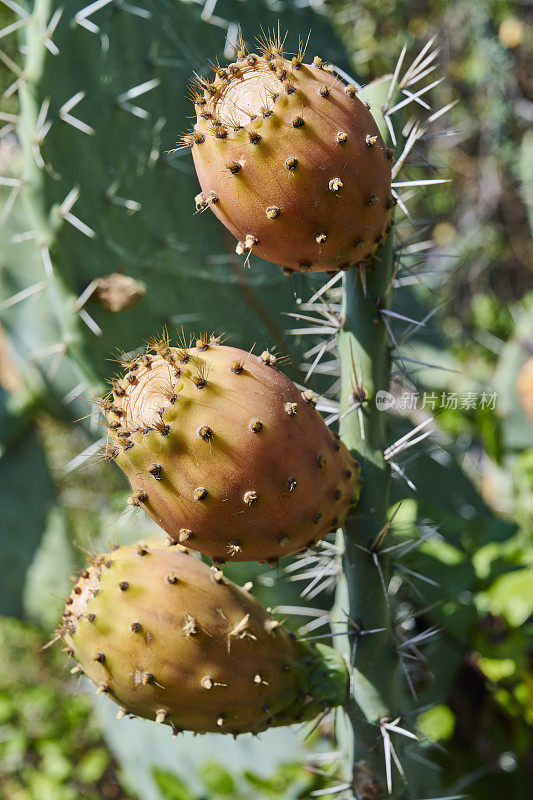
292 115 304 128
227 541 242 556
266 205 280 219
302 389 316 407
131 622 142 632
329 178 343 192
249 419 264 432
259 350 276 366
285 156 298 170
365 134 378 146
178 529 193 542
183 613 198 637
96 683 109 695
116 708 127 719
337 131 348 144
155 709 167 724
315 231 327 244
127 490 147 507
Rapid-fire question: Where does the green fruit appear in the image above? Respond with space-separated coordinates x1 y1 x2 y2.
61 543 348 735
104 336 361 563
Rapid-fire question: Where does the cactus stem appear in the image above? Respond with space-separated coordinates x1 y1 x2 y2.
331 73 418 795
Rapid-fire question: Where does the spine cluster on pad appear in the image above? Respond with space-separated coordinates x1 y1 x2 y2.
61 544 348 735
185 37 394 274
102 334 360 563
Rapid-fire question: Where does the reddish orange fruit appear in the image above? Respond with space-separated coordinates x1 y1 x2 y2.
103 335 360 563
185 41 393 274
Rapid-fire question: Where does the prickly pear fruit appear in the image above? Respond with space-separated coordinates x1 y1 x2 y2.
185 36 393 274
104 335 360 563
61 544 348 735
516 356 533 420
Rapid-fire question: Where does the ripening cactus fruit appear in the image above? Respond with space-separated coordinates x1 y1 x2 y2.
61 544 349 735
103 334 360 563
185 35 393 274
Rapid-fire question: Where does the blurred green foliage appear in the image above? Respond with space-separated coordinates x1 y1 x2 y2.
0 615 136 800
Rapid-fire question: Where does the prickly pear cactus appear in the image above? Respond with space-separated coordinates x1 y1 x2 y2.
186 30 462 798
61 543 348 735
187 35 393 273
1 0 349 406
104 336 360 562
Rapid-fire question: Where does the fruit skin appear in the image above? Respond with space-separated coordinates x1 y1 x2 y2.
187 46 393 274
104 337 361 563
516 356 533 420
61 544 349 735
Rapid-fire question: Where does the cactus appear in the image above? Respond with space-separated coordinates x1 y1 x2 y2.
187 38 393 274
103 336 360 562
61 542 348 735
0 0 349 631
1 0 349 411
186 33 458 797
7 4 523 797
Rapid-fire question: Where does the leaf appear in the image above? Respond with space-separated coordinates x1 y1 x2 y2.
389 435 517 552
0 409 55 617
198 760 235 796
23 504 77 630
151 768 195 800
